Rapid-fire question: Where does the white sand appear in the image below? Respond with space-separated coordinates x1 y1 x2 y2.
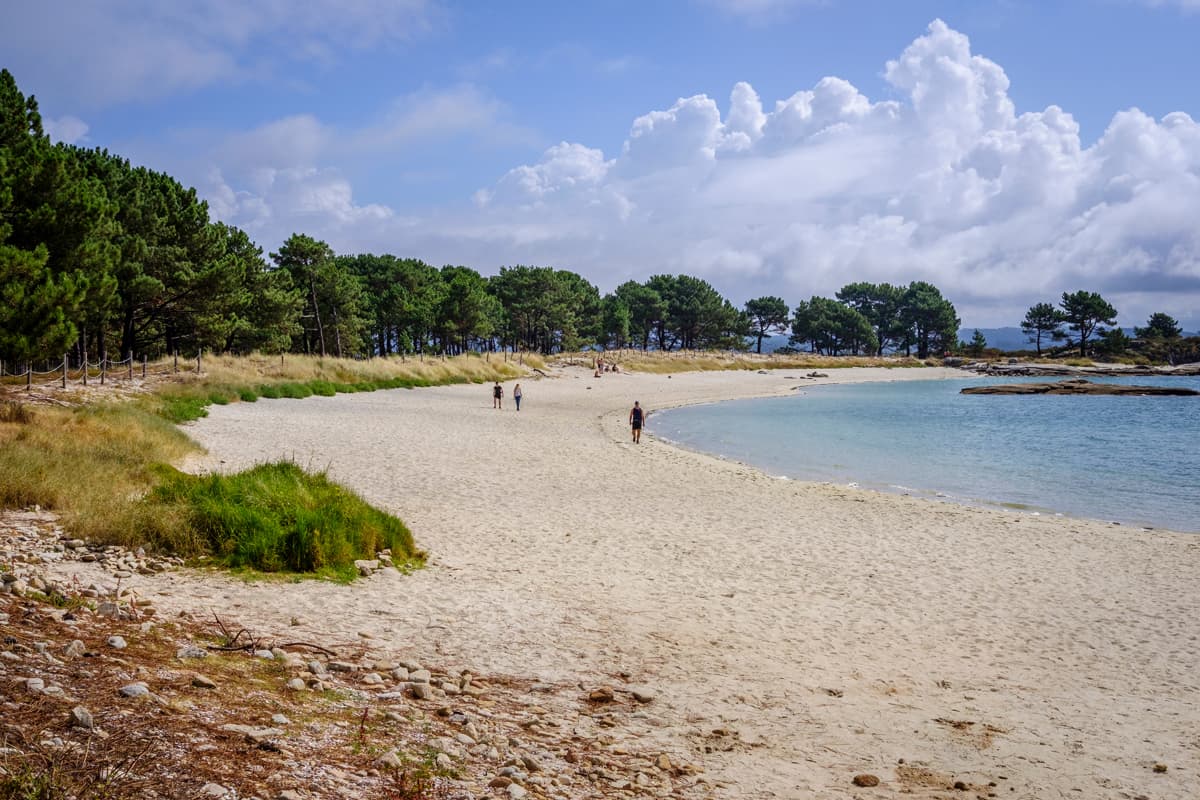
86 367 1200 796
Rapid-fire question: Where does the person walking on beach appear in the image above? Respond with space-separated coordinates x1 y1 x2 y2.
629 400 645 443
493 381 503 409
513 383 523 411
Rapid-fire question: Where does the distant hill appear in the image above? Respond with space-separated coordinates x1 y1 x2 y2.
960 326 1199 353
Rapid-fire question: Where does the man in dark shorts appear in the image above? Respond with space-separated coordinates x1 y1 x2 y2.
629 401 645 443
493 381 503 409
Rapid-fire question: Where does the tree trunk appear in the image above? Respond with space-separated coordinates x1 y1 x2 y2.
309 277 326 357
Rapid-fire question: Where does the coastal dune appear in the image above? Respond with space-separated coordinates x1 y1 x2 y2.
108 367 1200 796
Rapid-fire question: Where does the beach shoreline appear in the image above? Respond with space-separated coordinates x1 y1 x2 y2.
45 365 1199 798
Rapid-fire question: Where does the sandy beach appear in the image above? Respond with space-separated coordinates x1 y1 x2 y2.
58 366 1200 797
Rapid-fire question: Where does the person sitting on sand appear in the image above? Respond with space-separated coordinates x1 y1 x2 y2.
629 401 645 443
493 381 503 409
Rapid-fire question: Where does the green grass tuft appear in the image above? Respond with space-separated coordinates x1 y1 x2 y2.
145 462 422 576
158 395 210 423
307 380 337 397
238 388 259 402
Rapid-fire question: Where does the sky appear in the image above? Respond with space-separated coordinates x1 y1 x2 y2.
4 0 1200 330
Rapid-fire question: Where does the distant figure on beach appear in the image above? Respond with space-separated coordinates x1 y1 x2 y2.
629 401 645 443
513 383 522 411
493 381 503 409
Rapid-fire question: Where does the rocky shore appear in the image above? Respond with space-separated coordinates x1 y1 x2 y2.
960 378 1200 395
952 359 1200 377
1 510 709 800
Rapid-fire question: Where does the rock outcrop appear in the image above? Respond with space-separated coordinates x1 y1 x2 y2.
961 379 1199 396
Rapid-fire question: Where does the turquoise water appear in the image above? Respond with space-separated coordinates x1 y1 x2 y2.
655 377 1200 532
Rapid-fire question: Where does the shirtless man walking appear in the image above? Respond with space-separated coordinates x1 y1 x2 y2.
628 401 645 443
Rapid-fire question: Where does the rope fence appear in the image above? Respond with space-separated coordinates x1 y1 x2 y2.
0 350 206 393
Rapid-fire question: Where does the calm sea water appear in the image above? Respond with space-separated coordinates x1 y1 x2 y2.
654 376 1200 532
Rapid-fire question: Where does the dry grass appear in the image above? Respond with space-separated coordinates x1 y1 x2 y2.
551 349 930 374
193 351 542 388
0 403 196 545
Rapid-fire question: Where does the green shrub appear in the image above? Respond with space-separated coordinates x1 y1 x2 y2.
276 382 313 399
238 388 259 402
146 462 422 578
307 380 337 397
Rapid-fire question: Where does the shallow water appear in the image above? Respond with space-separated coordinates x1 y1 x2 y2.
655 376 1200 532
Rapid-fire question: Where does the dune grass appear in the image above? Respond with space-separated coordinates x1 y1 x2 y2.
146 351 540 422
0 401 196 544
146 462 422 580
551 349 930 374
0 351 545 576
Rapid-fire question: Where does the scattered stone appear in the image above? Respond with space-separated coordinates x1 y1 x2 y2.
219 724 284 743
287 678 307 691
588 687 615 703
177 644 208 659
272 714 290 726
375 751 403 769
409 668 431 684
629 685 656 703
254 649 275 659
410 682 434 700
192 674 218 689
69 706 94 729
655 754 672 771
1153 763 1168 773
119 682 150 698
25 678 45 693
354 559 380 576
852 774 880 787
506 784 528 799
107 636 127 650
327 661 356 673
362 672 384 685
489 776 513 789
96 602 121 619
63 639 86 659
307 660 328 675
200 783 230 797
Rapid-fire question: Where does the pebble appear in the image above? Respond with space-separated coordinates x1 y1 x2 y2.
272 714 290 726
192 674 218 689
852 774 881 787
119 682 150 698
177 645 208 659
409 669 431 684
107 636 127 650
410 683 434 700
287 678 307 691
200 783 230 797
63 640 86 659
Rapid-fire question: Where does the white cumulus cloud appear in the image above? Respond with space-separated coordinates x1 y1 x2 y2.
457 18 1200 328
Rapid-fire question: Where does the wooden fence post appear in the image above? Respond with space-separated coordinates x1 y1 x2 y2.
100 351 106 385
197 349 202 374
142 356 147 378
82 348 87 386
174 351 178 374
128 353 133 380
26 363 31 392
62 355 67 389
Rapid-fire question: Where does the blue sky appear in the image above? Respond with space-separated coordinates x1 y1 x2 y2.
4 0 1200 329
